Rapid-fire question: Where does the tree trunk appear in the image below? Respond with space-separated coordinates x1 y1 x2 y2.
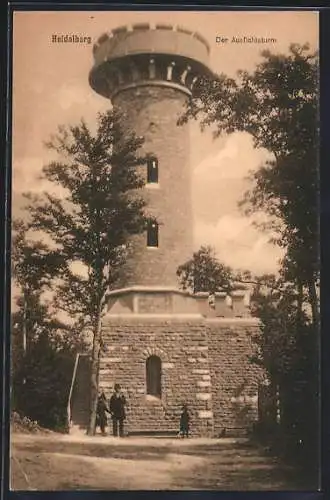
22 293 27 386
296 280 303 327
22 293 27 355
87 303 103 436
307 278 319 328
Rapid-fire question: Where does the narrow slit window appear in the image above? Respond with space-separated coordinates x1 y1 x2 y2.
147 221 158 247
147 157 158 183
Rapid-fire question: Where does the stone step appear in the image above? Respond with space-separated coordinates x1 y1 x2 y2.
127 430 178 437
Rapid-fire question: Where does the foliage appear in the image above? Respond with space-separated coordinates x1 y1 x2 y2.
11 220 86 430
250 273 319 474
179 43 319 327
12 219 63 294
176 245 258 297
11 411 44 434
249 274 310 379
180 43 317 155
179 44 319 467
11 287 86 431
20 109 150 434
176 246 235 294
177 243 319 475
24 110 149 324
12 324 85 431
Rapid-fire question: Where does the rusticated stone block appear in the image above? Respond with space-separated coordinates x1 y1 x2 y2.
197 380 211 388
198 410 213 419
162 362 174 369
196 393 212 401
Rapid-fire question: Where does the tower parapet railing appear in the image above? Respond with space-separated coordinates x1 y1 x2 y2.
89 23 213 99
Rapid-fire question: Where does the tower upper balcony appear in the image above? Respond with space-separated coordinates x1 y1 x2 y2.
89 23 213 99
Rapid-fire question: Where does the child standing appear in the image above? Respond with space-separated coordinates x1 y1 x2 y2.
96 391 110 435
179 404 190 438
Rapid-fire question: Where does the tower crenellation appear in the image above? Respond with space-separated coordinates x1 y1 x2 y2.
90 23 212 100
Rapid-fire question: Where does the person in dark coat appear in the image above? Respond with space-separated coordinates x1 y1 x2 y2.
96 391 110 435
109 383 126 437
179 404 190 438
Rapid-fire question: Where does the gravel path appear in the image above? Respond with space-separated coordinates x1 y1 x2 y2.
10 432 305 491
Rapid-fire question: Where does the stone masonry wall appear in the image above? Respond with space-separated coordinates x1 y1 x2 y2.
96 312 264 437
100 316 213 437
112 86 193 288
207 319 264 436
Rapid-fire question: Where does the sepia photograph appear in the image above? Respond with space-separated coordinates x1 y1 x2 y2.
10 9 319 491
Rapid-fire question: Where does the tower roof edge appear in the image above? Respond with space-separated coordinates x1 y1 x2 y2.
93 23 211 70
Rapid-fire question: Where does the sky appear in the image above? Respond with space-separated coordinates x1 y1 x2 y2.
12 10 319 278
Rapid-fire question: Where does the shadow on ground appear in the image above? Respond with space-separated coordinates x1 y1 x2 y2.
13 439 268 461
10 434 311 491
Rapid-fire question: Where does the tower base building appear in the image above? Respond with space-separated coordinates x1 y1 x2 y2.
98 288 262 437
70 287 263 437
68 24 264 437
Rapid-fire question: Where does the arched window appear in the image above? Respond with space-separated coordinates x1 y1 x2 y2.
146 355 162 397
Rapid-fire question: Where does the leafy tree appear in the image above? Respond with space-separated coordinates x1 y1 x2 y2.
179 43 319 326
12 219 63 355
250 272 319 475
11 220 86 428
177 243 319 477
12 219 62 293
22 109 150 435
178 45 319 472
11 301 86 429
177 246 300 383
176 246 234 294
176 245 256 295
250 275 308 382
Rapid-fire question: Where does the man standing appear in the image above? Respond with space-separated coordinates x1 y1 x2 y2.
109 383 126 437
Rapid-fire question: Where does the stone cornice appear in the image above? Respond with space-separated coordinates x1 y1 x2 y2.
206 317 261 325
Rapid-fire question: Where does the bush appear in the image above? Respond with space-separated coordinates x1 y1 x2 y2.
11 411 45 434
12 332 79 431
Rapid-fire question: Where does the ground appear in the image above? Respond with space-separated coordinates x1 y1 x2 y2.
10 431 308 491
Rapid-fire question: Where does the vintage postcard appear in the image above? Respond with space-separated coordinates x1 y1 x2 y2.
9 9 320 491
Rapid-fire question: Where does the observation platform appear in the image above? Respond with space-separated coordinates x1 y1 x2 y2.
89 23 213 99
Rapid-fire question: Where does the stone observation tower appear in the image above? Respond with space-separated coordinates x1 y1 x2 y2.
68 24 263 437
89 23 212 287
